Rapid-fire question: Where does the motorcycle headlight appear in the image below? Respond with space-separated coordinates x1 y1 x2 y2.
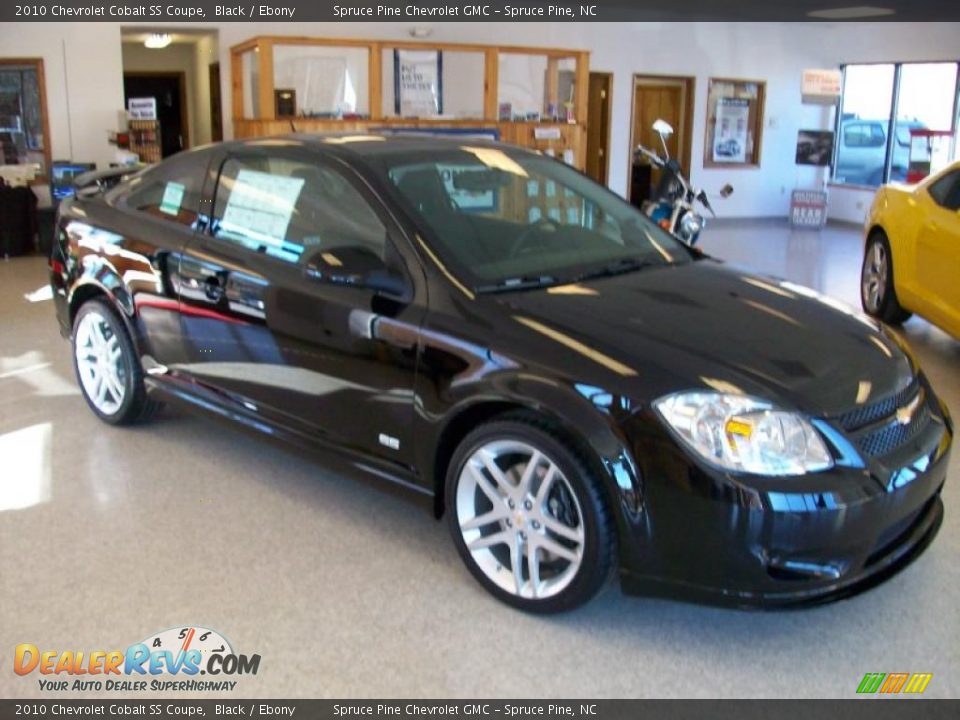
654 392 833 475
678 212 703 241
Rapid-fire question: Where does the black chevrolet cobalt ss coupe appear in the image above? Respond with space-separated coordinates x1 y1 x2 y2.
50 135 952 612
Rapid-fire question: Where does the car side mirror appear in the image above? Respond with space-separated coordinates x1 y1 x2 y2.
304 245 408 298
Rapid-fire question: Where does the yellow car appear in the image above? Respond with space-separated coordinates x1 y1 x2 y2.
862 160 960 338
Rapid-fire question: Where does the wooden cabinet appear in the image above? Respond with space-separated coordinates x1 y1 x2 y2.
230 37 590 170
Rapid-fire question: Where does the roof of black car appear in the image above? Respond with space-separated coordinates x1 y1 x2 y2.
231 131 521 159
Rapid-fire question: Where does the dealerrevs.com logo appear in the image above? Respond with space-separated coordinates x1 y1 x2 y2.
856 672 933 695
14 626 261 692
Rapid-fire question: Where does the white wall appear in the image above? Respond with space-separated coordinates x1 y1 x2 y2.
193 34 219 146
3 21 959 218
0 23 124 170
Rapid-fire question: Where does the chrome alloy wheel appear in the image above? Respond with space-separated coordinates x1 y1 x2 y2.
74 310 127 416
455 440 585 600
862 240 889 314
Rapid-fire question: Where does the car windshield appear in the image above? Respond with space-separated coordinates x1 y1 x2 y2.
380 146 692 290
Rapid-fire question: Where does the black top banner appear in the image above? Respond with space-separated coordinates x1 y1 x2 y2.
0 701 959 720
4 0 960 22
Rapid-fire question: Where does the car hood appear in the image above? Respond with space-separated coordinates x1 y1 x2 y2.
494 259 915 417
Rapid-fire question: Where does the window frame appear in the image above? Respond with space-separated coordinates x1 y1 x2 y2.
0 57 52 181
833 60 960 188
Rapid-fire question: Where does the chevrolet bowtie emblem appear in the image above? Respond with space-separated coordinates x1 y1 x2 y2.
896 394 922 426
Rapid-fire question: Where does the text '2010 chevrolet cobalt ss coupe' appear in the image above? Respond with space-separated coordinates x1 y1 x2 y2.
51 135 952 612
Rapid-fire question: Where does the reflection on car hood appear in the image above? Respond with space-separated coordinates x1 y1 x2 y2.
496 260 914 416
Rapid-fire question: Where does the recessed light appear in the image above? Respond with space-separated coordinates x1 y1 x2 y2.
807 6 895 19
144 33 172 49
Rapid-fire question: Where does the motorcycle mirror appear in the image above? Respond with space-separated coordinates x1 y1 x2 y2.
652 119 674 137
720 184 734 198
697 189 715 216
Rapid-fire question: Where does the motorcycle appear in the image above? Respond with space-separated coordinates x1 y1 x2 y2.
635 119 733 246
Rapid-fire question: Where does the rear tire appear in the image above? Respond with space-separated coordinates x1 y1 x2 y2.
445 414 615 613
72 299 161 425
861 230 912 325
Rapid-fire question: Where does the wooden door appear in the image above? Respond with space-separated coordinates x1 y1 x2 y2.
209 62 223 142
586 72 612 185
632 83 684 195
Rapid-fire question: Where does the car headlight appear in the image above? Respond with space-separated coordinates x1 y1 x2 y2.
654 392 833 475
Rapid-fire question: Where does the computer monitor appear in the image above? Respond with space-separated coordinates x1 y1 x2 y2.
51 161 95 202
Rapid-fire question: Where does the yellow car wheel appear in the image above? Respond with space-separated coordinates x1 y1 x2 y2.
861 230 912 325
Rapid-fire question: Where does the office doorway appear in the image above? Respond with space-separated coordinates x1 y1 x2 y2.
123 72 188 158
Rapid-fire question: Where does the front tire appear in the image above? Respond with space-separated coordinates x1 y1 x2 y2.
445 415 615 613
861 230 912 325
72 299 160 425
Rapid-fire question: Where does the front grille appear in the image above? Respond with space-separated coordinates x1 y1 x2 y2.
835 380 918 431
857 403 930 457
829 378 935 460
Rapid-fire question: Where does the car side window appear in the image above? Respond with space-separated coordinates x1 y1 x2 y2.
844 122 885 148
211 155 387 265
928 170 960 211
122 154 204 228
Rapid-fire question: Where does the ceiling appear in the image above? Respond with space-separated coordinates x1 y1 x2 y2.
601 0 959 21
120 29 217 46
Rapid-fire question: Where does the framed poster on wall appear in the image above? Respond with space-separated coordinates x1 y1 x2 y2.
704 78 765 167
795 130 834 166
394 49 443 117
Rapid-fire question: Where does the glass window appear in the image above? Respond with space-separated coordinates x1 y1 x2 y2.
122 153 205 228
843 122 886 148
835 64 895 187
212 155 386 265
273 45 369 118
381 49 485 120
240 49 260 119
0 61 48 174
497 54 576 121
384 146 690 287
928 170 960 211
893 63 959 182
835 62 959 187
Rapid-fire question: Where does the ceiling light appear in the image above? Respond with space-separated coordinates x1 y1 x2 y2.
807 6 895 18
144 33 172 49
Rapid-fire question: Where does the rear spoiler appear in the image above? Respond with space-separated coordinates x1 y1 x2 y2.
74 165 146 197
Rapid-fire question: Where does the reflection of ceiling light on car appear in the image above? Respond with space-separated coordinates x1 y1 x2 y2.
144 33 173 49
807 6 895 19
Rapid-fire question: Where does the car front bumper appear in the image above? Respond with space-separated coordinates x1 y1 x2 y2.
616 387 952 609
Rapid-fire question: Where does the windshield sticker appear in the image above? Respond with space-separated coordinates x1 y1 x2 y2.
438 164 497 211
159 182 185 216
220 170 305 250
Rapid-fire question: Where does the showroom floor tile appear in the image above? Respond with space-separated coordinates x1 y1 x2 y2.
0 220 957 698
